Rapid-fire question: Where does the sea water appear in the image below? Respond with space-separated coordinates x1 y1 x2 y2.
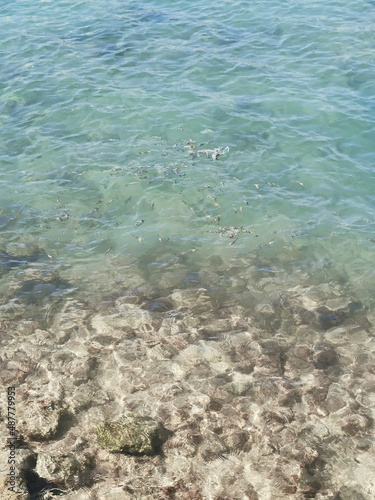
1 0 375 298
1 0 375 497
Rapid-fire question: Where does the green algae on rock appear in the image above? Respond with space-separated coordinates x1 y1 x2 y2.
95 413 167 455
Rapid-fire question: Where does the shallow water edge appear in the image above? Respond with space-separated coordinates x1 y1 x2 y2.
0 243 374 499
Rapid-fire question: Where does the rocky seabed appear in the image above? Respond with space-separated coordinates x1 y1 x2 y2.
1 253 375 500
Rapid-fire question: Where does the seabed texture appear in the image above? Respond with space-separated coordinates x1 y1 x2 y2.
0 244 375 500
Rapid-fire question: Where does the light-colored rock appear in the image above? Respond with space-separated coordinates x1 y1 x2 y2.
17 398 62 441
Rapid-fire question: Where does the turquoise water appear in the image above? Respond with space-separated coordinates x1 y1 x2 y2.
2 2 375 498
1 0 375 301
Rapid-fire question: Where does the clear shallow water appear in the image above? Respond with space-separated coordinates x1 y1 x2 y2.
1 1 375 498
1 0 375 298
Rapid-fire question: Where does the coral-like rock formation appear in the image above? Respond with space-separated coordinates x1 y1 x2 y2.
95 413 167 455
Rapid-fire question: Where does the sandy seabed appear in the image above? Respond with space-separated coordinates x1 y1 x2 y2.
1 247 375 500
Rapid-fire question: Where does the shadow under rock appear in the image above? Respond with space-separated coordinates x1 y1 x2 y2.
53 411 78 441
24 469 65 499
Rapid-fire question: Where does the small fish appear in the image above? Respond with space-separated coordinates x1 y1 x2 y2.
56 212 69 221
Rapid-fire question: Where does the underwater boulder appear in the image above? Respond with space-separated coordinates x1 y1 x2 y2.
318 301 363 330
17 397 63 441
34 450 94 490
8 266 71 305
0 242 47 276
95 413 168 455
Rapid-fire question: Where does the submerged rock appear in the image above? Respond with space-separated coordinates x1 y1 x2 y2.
170 288 217 314
17 398 63 441
141 298 173 313
95 413 168 455
6 242 45 259
0 242 47 277
4 264 71 308
318 301 363 330
0 250 37 277
17 278 70 305
35 451 94 490
312 344 338 370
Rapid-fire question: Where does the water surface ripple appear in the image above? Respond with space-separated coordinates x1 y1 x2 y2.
1 1 375 498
